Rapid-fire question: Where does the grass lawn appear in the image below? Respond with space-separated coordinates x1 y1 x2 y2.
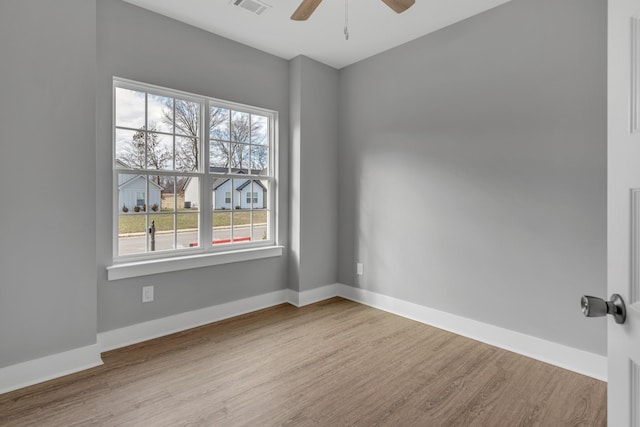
119 209 268 234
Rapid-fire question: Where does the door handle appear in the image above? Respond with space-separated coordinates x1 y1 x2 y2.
580 294 626 324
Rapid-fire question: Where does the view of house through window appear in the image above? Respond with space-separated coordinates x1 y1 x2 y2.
114 79 275 258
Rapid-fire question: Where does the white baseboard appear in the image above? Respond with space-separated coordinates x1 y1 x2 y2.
2 282 607 396
0 344 103 395
287 283 339 307
336 284 607 382
98 289 289 352
100 284 339 353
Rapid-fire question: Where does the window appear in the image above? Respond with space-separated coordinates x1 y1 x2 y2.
113 78 276 261
136 192 145 207
246 192 258 204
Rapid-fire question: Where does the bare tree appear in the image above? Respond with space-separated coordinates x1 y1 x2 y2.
229 112 250 169
163 100 228 172
168 100 198 172
160 102 268 173
118 130 145 170
118 125 171 185
210 109 268 171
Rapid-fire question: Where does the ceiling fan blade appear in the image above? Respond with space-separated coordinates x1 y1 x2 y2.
291 0 323 21
381 0 415 14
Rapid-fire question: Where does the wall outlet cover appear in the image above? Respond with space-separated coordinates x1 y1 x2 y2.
142 286 154 303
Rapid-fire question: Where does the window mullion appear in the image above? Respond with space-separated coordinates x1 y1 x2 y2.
112 82 119 260
269 115 276 243
250 185 254 241
230 187 235 243
144 92 150 252
144 93 148 170
173 211 177 251
145 173 150 253
172 99 178 251
201 100 212 250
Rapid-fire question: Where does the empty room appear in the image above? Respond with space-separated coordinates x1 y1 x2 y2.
1 0 637 425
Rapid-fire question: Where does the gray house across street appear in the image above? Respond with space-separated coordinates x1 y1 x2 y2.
183 167 267 210
116 159 162 211
118 174 162 211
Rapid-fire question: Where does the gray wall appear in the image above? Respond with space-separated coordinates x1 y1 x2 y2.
0 0 607 372
96 0 290 332
0 0 97 367
289 56 339 292
338 0 607 354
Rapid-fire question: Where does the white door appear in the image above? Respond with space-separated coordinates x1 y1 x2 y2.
608 0 640 425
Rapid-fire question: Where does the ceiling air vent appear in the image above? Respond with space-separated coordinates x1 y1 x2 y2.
231 0 271 16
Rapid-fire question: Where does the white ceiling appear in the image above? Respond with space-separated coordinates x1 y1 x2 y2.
122 0 513 69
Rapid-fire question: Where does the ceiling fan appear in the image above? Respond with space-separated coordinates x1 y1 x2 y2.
291 0 415 21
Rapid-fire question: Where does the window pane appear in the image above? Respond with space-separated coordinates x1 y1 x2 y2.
251 114 268 145
174 99 200 137
115 87 145 129
252 179 269 241
254 179 269 209
250 145 268 173
146 133 173 170
148 175 174 212
210 141 229 171
213 211 231 245
148 214 175 252
237 180 263 209
118 173 145 212
252 211 269 241
115 129 144 169
176 136 199 172
232 209 251 244
177 213 199 249
212 178 230 210
231 111 250 142
118 171 147 256
118 213 146 256
210 107 229 140
230 143 250 173
231 178 243 210
147 94 173 134
181 176 199 210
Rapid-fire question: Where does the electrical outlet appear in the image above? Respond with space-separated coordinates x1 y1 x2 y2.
357 263 364 276
142 285 154 303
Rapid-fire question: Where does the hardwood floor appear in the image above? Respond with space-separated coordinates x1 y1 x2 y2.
0 298 606 426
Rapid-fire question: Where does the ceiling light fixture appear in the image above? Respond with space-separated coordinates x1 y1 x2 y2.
291 0 415 21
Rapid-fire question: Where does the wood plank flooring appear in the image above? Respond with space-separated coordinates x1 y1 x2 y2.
0 298 606 426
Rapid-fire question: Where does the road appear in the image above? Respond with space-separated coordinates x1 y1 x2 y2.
119 224 268 255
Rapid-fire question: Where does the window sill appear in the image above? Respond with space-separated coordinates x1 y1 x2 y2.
107 245 284 281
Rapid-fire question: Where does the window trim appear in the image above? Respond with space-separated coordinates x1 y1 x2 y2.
106 245 284 281
110 77 280 275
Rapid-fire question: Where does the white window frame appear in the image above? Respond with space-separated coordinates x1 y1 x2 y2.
108 78 281 280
